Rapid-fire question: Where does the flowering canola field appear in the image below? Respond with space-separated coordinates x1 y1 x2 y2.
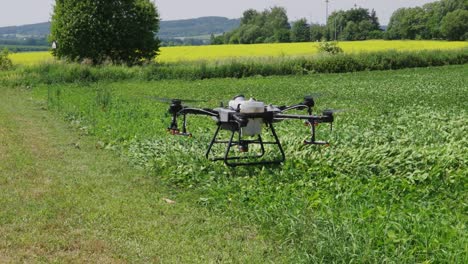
10 40 468 65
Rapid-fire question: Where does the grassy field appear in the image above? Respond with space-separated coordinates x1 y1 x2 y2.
3 64 463 262
0 88 282 262
10 40 468 65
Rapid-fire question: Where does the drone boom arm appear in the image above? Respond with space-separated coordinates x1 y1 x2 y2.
178 108 219 117
280 104 310 113
168 107 219 137
274 113 333 123
279 97 315 115
275 113 334 145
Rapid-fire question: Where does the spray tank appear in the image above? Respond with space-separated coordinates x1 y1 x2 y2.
228 95 265 136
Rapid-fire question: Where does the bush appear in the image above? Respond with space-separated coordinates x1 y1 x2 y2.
318 41 344 55
0 48 13 70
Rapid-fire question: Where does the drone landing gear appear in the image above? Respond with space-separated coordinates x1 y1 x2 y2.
206 122 285 167
303 121 330 146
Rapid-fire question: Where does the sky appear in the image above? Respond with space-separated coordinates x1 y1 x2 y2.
0 0 437 27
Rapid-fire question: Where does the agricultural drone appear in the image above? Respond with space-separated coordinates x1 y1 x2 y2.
163 95 336 167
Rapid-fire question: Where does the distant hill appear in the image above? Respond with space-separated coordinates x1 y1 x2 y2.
0 22 50 37
0 17 240 39
159 16 240 38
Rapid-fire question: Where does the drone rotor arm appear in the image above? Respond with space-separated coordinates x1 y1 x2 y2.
274 113 333 123
280 104 310 113
177 108 219 117
274 113 334 145
168 108 219 137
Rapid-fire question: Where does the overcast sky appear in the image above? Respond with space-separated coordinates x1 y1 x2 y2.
0 0 436 27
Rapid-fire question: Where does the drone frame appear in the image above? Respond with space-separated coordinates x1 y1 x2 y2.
167 97 334 167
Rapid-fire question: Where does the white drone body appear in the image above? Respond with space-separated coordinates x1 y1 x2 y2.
214 95 266 136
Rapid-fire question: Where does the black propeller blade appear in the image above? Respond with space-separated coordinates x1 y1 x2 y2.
146 96 207 103
323 109 348 114
303 92 323 99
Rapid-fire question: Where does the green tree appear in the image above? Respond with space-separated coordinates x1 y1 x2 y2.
291 18 311 42
50 0 160 65
240 25 264 44
265 7 291 42
241 9 261 25
341 21 357 40
210 34 224 45
387 7 427 39
221 6 291 44
370 9 380 29
387 0 467 40
327 11 346 40
440 9 468 40
310 24 327 41
327 7 381 41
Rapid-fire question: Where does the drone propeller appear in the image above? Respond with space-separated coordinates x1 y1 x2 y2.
146 96 207 103
303 92 323 99
323 109 348 114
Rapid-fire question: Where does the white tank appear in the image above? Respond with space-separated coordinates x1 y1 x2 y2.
229 96 246 110
228 96 265 136
241 98 265 136
240 99 265 113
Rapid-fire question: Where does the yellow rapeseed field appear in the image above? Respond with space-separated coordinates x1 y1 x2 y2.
10 40 468 65
157 40 468 62
10 51 54 65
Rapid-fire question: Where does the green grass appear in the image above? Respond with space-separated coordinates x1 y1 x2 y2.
10 64 466 262
0 88 282 262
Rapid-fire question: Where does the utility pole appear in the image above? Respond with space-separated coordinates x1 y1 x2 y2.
325 0 329 22
325 0 330 41
334 17 337 41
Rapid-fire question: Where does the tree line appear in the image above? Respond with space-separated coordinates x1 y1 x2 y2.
212 0 468 45
387 0 467 40
39 0 467 66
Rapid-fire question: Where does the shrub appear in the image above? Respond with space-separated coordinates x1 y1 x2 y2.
0 48 13 70
318 41 344 55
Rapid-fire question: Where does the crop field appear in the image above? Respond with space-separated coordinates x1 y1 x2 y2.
157 40 468 62
10 40 468 65
9 50 54 65
18 64 466 262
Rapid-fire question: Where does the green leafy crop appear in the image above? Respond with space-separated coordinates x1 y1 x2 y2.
37 65 467 262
